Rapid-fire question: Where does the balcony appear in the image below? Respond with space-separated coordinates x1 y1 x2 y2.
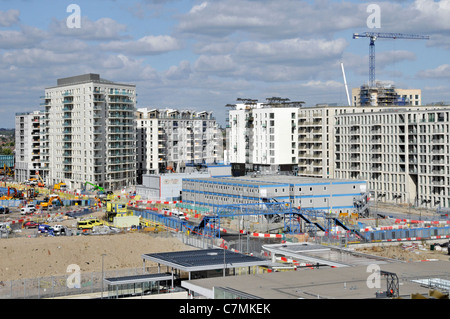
108 90 133 96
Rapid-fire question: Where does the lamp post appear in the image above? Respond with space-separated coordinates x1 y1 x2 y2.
101 253 106 299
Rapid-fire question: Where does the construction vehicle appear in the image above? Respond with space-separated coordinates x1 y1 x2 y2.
26 188 38 199
0 187 23 200
85 181 105 192
0 164 14 178
36 174 45 187
41 195 64 210
54 182 67 191
166 165 175 173
0 222 12 235
106 202 128 222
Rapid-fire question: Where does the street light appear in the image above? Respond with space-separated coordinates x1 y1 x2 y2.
101 253 106 299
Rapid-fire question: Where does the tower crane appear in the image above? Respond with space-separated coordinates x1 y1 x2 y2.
353 32 429 88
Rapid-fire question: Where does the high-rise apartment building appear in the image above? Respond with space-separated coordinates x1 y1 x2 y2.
227 101 298 172
334 106 450 208
227 98 450 208
227 99 345 177
136 108 222 182
14 111 43 182
39 73 136 190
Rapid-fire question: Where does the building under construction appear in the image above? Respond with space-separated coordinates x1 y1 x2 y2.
352 83 421 107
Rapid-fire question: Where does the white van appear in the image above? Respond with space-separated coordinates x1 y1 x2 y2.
21 204 36 215
172 209 185 220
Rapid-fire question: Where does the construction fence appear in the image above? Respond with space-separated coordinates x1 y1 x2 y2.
0 266 162 299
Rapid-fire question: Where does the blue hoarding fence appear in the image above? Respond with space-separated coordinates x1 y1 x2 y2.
136 209 188 232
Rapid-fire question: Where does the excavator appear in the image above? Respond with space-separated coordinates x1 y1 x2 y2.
35 174 45 187
0 164 14 180
85 181 105 192
41 194 64 210
166 165 175 173
0 187 23 200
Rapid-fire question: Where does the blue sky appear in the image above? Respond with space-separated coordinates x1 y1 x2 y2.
1 0 450 128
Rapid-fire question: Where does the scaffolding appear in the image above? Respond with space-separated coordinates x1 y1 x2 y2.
359 83 404 106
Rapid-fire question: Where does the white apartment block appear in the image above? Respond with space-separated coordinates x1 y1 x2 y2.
227 98 450 208
227 101 299 174
334 106 450 208
136 108 222 182
227 100 348 177
15 111 43 182
40 73 136 190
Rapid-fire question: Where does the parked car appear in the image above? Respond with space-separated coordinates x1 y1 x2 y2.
21 204 36 215
77 218 103 230
38 224 54 235
23 221 39 229
52 224 67 235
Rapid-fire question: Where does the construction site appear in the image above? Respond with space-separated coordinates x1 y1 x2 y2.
0 175 448 299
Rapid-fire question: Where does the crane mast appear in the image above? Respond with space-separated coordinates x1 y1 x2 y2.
353 32 429 88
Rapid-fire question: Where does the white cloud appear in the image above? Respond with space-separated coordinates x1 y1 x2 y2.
165 60 192 80
100 35 182 55
49 17 128 41
178 0 366 39
0 9 20 27
417 64 450 79
235 38 348 65
193 54 236 73
189 2 208 14
0 25 47 49
300 80 343 89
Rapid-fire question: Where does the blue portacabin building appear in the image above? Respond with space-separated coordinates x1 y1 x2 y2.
181 175 368 214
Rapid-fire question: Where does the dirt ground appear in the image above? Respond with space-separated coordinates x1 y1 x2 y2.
0 232 193 282
356 243 450 262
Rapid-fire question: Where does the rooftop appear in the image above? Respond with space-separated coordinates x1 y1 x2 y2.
182 260 450 299
142 248 269 273
184 175 367 187
46 73 135 89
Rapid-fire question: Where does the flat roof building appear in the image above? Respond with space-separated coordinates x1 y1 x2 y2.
39 73 136 190
335 107 450 208
182 260 450 299
136 108 223 181
182 175 368 214
15 111 42 182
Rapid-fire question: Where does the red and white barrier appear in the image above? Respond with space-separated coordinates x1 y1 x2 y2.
394 218 450 225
